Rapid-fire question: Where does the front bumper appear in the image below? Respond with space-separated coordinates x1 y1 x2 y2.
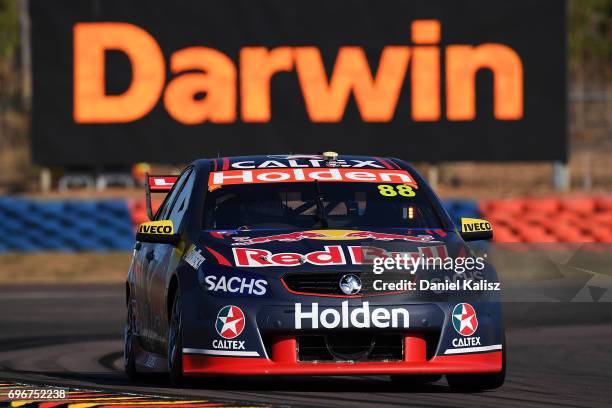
180 264 504 377
182 335 502 376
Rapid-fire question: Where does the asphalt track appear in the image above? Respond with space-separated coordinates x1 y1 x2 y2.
1 284 611 407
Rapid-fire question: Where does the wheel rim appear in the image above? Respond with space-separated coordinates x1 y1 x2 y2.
168 295 181 369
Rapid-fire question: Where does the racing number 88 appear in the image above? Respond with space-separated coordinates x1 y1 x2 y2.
377 184 416 197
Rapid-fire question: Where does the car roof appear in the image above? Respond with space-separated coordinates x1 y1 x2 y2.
193 154 408 171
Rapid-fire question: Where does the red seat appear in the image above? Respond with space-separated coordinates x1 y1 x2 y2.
480 196 612 243
131 209 149 225
549 224 581 237
595 196 612 212
487 199 525 215
514 223 547 242
556 212 582 226
478 201 494 214
525 197 560 214
486 212 513 224
561 197 596 214
591 229 612 243
593 213 612 227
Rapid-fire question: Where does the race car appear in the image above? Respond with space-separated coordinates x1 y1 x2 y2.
124 153 505 391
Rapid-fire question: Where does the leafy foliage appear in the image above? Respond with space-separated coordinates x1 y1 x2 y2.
569 0 612 76
0 0 19 60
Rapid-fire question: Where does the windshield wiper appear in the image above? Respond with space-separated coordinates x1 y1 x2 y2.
314 180 328 228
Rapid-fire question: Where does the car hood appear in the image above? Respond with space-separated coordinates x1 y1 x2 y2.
196 228 468 273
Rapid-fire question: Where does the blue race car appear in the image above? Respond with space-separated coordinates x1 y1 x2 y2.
124 153 504 391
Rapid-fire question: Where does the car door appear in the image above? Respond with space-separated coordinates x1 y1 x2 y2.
146 168 196 353
136 169 191 352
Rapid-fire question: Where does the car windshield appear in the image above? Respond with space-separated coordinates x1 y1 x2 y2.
202 182 442 230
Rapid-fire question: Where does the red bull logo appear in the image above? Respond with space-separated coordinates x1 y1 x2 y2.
232 245 448 267
233 245 346 267
231 229 438 246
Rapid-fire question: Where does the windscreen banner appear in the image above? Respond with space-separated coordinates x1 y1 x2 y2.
29 0 567 166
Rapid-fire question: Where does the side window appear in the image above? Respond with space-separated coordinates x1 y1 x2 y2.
155 169 191 221
167 170 196 229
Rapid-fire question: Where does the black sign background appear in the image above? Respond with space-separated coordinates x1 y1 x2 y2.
30 0 567 166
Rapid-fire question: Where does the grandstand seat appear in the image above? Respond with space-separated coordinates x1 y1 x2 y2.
524 197 560 214
561 197 596 214
0 198 135 253
485 199 525 215
595 196 612 212
480 195 612 244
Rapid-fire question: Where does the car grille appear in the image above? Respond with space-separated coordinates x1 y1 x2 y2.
297 333 403 362
282 271 411 296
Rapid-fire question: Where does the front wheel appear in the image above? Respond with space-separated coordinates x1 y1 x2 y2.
124 295 139 380
168 290 183 386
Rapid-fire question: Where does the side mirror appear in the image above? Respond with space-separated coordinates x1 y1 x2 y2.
136 220 180 244
460 217 493 241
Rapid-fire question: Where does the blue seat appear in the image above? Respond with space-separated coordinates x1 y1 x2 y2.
0 198 140 252
443 199 482 227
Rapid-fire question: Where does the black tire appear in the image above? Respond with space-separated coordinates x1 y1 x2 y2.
124 295 139 381
446 345 506 392
391 374 442 387
168 290 183 386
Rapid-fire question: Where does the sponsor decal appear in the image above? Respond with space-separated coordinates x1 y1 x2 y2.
215 305 245 339
208 168 415 188
295 301 409 329
452 303 478 336
137 220 173 235
461 218 492 233
184 245 206 269
233 245 346 267
204 274 268 296
233 244 446 268
447 303 500 355
232 158 385 169
342 231 435 242
377 184 416 197
212 339 246 351
233 231 328 245
231 230 438 246
452 336 481 348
